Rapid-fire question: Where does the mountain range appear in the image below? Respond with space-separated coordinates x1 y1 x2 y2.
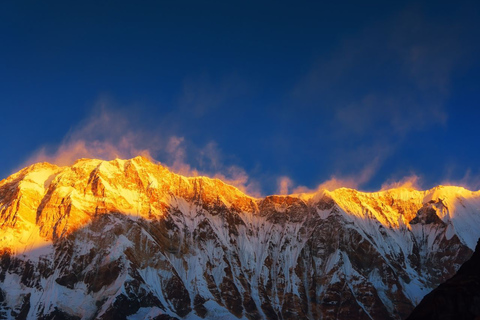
1 156 479 319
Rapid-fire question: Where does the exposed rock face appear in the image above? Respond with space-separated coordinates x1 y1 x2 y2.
0 157 479 319
407 238 480 320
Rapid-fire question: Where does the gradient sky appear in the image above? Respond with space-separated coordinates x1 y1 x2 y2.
1 1 480 195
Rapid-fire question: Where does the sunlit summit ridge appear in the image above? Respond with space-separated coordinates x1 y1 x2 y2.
2 157 480 248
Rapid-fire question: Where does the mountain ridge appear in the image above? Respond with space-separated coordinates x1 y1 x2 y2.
0 157 479 319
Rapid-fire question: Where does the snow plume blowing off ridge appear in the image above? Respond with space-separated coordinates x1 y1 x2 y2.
17 106 407 197
17 103 478 198
381 175 422 191
22 106 157 167
19 105 262 197
289 159 382 196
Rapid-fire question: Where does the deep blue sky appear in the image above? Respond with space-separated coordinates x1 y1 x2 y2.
1 1 480 194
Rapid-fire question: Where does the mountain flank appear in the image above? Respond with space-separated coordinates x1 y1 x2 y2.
1 157 479 319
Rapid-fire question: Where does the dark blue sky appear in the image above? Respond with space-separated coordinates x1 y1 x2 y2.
1 1 480 195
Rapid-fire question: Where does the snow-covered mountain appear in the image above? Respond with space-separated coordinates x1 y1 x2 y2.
1 156 479 319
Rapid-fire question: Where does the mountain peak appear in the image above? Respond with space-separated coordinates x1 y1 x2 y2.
2 157 479 240
0 157 258 241
3 157 479 237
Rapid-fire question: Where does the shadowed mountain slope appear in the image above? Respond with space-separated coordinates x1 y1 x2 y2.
407 238 480 320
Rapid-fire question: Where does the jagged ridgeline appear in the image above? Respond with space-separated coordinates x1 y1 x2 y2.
1 156 480 319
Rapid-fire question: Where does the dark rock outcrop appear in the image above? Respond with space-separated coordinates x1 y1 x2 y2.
407 238 480 320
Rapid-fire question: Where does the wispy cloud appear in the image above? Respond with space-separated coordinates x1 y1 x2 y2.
289 6 467 188
277 176 293 195
441 168 480 191
164 136 198 176
381 175 422 191
292 160 380 194
21 101 261 196
294 8 459 126
17 7 475 198
20 100 473 197
23 103 159 167
163 136 261 196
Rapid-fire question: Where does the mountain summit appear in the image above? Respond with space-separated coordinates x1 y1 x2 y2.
1 157 479 319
